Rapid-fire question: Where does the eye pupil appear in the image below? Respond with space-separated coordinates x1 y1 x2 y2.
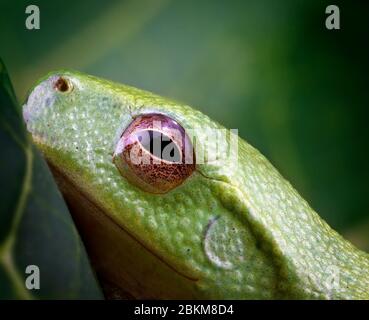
137 130 181 163
54 77 70 92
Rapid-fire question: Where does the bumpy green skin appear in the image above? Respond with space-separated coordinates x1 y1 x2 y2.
23 70 369 299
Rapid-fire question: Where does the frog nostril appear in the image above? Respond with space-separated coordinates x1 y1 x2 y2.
53 77 72 92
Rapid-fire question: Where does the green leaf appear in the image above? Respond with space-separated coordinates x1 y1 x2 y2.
0 58 103 299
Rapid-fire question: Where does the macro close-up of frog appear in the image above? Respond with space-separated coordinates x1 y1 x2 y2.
21 71 369 299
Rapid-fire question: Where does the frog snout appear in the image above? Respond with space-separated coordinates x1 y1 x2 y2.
22 75 59 127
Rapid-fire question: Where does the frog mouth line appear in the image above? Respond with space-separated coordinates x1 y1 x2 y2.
47 161 199 285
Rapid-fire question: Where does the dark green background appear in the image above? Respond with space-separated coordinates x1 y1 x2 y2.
1 0 368 249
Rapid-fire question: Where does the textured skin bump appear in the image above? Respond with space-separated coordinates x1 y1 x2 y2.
23 70 369 299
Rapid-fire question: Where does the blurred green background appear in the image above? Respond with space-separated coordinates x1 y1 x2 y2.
1 0 368 249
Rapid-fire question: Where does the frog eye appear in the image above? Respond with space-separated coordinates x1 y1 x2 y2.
53 76 73 93
113 113 196 194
